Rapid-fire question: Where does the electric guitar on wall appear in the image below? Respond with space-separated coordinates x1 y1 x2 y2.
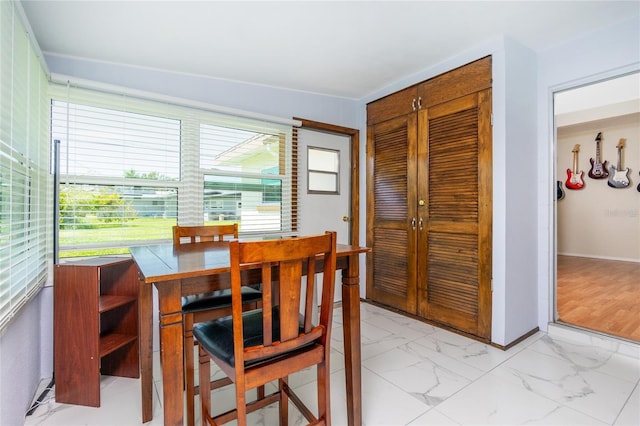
588 132 608 179
637 171 640 192
565 144 584 190
607 138 630 188
556 181 565 200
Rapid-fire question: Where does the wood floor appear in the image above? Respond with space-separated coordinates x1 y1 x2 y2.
557 255 640 342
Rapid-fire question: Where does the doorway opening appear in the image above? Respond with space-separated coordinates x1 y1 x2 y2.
554 72 640 342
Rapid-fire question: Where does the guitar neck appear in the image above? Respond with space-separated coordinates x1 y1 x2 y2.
570 144 581 174
616 139 625 169
617 148 622 169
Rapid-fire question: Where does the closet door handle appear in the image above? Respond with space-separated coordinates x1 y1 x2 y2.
411 217 416 230
418 217 423 231
417 96 422 110
411 98 416 112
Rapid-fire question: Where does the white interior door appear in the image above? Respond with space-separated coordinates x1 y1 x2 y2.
298 128 350 303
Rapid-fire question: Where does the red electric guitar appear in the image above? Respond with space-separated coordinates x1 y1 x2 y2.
565 144 584 190
588 132 608 179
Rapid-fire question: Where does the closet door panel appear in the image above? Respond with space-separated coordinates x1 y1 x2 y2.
427 231 479 321
366 57 492 339
366 115 418 313
417 91 492 339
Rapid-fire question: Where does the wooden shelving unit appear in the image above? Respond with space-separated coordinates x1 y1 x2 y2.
54 257 139 407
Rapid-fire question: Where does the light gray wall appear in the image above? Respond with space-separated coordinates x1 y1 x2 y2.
0 288 51 425
45 54 360 129
536 16 640 332
502 38 539 344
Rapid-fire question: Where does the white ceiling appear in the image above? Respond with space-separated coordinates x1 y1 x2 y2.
20 1 640 99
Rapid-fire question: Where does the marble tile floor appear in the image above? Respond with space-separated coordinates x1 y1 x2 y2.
26 302 639 425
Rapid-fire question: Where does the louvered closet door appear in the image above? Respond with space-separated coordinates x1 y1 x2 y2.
417 89 492 338
366 114 418 313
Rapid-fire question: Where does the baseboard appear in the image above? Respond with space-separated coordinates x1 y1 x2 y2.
557 253 640 263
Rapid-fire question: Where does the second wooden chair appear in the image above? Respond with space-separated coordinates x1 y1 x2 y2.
173 224 263 426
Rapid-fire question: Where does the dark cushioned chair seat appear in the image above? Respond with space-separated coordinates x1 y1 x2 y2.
193 307 308 367
181 287 262 313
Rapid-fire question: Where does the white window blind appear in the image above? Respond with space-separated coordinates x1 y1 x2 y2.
52 101 181 180
50 98 181 256
0 0 49 330
49 81 296 257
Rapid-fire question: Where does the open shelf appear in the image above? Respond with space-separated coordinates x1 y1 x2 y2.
100 332 138 357
99 295 136 313
54 257 139 407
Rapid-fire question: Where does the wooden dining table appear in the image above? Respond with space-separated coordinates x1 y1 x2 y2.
130 241 370 426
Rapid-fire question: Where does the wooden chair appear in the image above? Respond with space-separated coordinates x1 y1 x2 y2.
173 224 263 426
194 231 337 426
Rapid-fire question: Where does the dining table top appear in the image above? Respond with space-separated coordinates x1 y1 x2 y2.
130 241 370 284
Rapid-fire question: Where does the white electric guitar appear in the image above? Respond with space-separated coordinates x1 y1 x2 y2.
607 139 630 188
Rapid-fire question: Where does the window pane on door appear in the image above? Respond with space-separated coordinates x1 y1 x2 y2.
307 147 339 193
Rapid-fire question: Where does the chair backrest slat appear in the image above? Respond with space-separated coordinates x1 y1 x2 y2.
278 259 303 342
173 224 238 245
261 263 273 346
230 232 337 363
303 255 316 333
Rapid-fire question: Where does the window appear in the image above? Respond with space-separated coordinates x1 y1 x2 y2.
0 0 49 330
50 84 296 257
200 124 292 235
307 146 339 194
51 101 180 257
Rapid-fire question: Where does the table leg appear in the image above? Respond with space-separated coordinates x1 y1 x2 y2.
341 254 362 426
139 275 153 423
156 281 185 426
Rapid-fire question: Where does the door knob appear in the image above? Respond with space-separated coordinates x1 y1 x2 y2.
418 199 425 206
342 216 349 222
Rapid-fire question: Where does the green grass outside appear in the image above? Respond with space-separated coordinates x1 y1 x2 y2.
59 217 234 258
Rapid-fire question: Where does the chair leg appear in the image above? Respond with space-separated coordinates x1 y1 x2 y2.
235 377 248 426
198 346 212 426
184 314 196 426
279 377 289 426
317 360 331 425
